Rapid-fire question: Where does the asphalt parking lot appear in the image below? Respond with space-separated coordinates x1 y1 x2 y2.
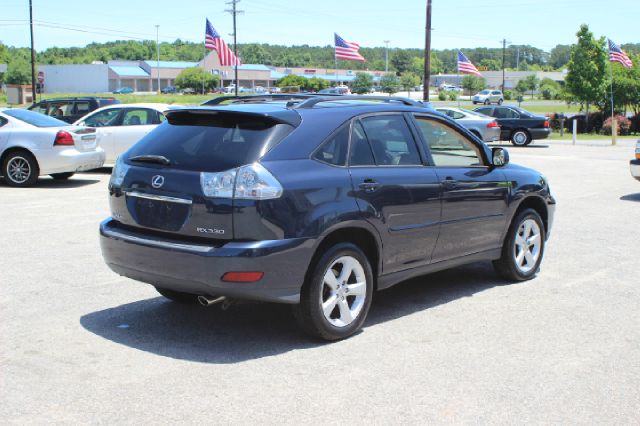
1 140 639 423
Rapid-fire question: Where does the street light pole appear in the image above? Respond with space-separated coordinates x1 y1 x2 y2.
155 25 160 94
28 0 36 105
225 0 244 97
384 40 390 73
423 0 432 102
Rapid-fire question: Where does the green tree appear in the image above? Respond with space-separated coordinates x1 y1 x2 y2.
305 77 330 92
515 79 528 96
390 50 412 74
380 73 400 95
352 72 373 94
549 44 572 69
239 44 271 64
175 67 219 94
539 77 561 100
400 72 420 96
461 75 486 95
4 59 31 85
276 75 307 88
564 24 608 123
479 58 501 71
523 74 540 99
607 54 640 115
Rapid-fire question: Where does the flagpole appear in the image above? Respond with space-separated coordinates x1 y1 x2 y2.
609 58 616 146
202 41 207 95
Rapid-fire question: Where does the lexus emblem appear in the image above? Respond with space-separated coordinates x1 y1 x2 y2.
151 175 165 189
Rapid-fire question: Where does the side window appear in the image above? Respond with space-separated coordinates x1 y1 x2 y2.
82 109 121 127
48 102 74 119
475 107 493 116
492 91 501 95
122 109 154 126
30 102 48 114
360 115 422 165
495 108 519 119
0 116 7 127
312 124 349 166
157 111 166 123
74 101 91 115
349 121 375 166
414 117 484 167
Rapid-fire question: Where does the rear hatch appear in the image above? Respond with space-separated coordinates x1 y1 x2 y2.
109 108 297 241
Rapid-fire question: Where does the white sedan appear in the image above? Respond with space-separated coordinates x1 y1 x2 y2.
74 103 177 165
0 108 105 187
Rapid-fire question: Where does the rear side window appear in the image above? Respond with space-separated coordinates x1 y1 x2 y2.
313 124 349 166
122 109 155 126
126 111 294 172
349 121 375 166
360 115 422 165
75 101 91 115
0 116 7 127
475 107 493 116
495 108 519 119
48 101 74 119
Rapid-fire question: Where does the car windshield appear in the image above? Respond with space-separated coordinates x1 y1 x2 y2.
479 90 490 95
2 108 68 127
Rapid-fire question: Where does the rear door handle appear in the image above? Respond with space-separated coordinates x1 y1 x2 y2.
442 178 458 190
359 179 380 192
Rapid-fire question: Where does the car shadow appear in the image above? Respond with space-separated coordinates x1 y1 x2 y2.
80 262 508 364
0 177 101 189
620 193 640 202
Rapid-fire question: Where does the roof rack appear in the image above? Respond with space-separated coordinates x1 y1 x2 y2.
202 94 318 106
291 95 425 109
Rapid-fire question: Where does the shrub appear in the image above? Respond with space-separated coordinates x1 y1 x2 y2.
629 113 640 134
504 90 513 101
601 115 631 136
438 91 447 101
447 91 458 101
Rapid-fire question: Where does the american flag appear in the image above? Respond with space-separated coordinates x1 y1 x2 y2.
335 33 366 62
457 50 482 77
608 39 633 68
205 18 240 67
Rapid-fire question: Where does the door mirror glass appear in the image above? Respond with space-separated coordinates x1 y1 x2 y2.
492 147 509 167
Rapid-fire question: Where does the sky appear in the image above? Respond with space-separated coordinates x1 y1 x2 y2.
1 0 638 52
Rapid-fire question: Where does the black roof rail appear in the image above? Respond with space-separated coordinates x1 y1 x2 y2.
292 95 425 109
202 94 318 106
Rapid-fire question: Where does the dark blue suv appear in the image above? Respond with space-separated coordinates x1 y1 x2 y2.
100 95 555 340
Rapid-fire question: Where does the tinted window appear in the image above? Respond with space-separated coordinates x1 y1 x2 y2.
75 101 91 115
414 117 484 167
360 115 421 165
98 98 120 107
494 108 519 119
313 124 349 166
491 91 502 95
349 121 375 166
437 109 465 120
29 102 48 114
3 109 68 127
47 101 74 119
122 109 154 126
126 111 294 172
0 116 7 127
475 107 493 116
83 108 121 127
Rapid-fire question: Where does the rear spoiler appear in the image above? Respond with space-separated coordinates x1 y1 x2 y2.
165 108 302 127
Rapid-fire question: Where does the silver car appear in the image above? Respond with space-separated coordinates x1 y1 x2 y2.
472 89 504 105
436 107 501 142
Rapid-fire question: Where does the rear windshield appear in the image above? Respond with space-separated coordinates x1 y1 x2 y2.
98 98 121 107
126 111 294 172
3 109 68 127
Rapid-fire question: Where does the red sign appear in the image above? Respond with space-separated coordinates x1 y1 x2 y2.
37 71 44 83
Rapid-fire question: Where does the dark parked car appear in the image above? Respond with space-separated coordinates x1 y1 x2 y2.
100 95 556 340
474 105 551 146
161 85 177 94
28 97 120 124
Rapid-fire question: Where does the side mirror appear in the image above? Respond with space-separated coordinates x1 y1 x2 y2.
492 147 509 167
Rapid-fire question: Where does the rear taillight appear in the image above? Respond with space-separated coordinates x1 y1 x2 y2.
201 163 283 200
543 120 550 128
487 121 499 128
635 142 640 160
54 130 74 146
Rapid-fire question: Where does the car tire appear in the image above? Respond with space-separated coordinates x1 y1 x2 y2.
484 99 490 105
2 150 39 187
498 99 503 105
493 208 545 281
50 172 75 180
155 287 199 304
293 242 374 341
510 129 531 146
472 101 477 105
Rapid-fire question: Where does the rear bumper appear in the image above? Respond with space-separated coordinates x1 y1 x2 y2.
99 218 315 304
482 127 501 142
530 128 551 140
34 147 105 175
631 159 640 181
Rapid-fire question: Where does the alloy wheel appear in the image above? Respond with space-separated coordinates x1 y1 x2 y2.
513 218 542 274
7 156 31 184
320 255 367 328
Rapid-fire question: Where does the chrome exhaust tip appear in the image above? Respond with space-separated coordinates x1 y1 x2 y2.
197 295 226 307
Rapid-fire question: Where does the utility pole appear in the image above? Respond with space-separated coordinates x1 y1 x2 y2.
225 0 244 96
516 46 519 70
383 40 390 73
155 25 160 94
500 38 510 92
28 0 36 105
423 0 432 102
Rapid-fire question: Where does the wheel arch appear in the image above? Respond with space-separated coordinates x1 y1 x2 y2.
0 146 39 174
305 224 382 290
512 195 549 234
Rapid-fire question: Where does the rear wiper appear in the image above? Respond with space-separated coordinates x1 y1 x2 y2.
128 155 171 165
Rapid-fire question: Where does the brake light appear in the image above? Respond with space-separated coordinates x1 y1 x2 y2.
222 271 264 283
543 120 550 128
200 163 283 200
54 130 74 146
635 142 640 160
486 121 499 128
